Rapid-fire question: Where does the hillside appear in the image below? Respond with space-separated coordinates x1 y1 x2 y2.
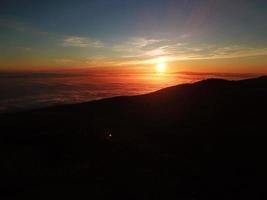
1 76 267 199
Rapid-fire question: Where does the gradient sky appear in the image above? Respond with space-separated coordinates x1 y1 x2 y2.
0 0 266 72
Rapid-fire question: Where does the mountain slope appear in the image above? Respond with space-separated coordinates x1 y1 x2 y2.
1 76 267 199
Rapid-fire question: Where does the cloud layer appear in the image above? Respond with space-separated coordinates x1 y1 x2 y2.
100 37 267 66
62 36 104 48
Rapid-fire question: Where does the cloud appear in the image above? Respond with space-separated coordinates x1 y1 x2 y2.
113 37 166 52
178 71 263 79
129 37 164 48
0 18 48 35
54 59 75 64
16 47 32 51
110 43 267 66
57 42 267 69
169 45 267 61
209 46 267 59
179 33 191 39
57 34 267 68
123 46 172 59
144 46 172 57
85 56 119 67
62 36 104 48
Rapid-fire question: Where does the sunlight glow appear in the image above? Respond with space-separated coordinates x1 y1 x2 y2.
156 63 167 73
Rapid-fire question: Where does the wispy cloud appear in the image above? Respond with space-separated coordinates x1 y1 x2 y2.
55 42 267 68
179 33 191 39
62 36 104 48
16 47 32 51
0 18 48 35
85 56 120 67
128 37 164 48
169 45 267 61
209 46 267 59
54 59 75 64
112 42 267 66
123 46 172 59
113 37 166 52
54 56 119 67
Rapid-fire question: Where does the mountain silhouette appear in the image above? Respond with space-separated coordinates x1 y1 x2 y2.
1 76 267 199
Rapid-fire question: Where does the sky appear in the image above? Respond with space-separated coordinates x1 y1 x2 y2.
0 0 267 73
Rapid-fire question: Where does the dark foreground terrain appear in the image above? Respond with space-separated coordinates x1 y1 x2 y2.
1 76 267 199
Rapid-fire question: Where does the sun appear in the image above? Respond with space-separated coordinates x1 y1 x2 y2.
156 63 167 73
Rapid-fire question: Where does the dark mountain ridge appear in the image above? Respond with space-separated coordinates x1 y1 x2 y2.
1 76 267 199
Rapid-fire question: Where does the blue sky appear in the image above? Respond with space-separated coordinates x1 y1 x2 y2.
0 0 267 72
